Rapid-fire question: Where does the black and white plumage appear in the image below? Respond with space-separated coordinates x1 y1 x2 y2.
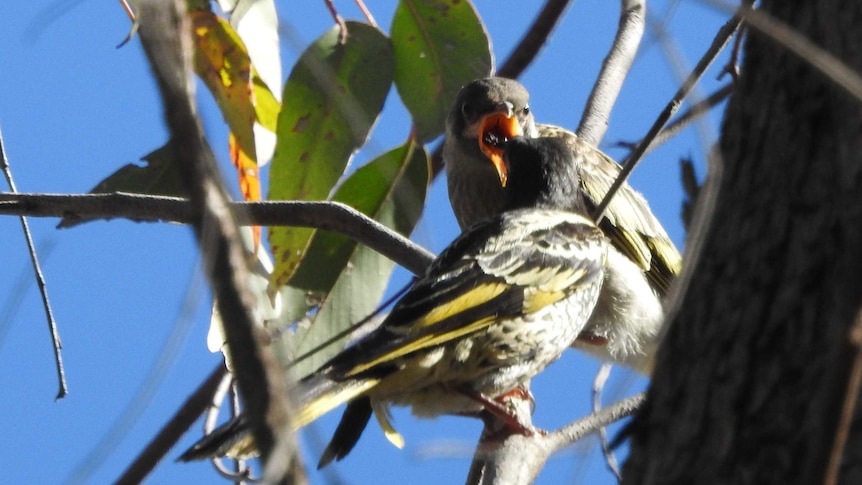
180 137 608 467
443 77 682 375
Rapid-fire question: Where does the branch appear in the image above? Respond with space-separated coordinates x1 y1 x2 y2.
134 1 303 482
467 393 645 485
576 0 645 146
0 193 434 277
592 364 622 480
592 10 744 223
617 83 734 157
0 128 67 399
496 0 573 79
824 307 862 485
115 365 228 485
545 392 644 452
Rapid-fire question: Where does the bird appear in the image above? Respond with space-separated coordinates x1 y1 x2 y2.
443 77 682 375
179 136 610 467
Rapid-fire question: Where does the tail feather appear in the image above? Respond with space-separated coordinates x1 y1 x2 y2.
177 413 255 462
177 375 379 461
294 375 379 428
317 397 373 469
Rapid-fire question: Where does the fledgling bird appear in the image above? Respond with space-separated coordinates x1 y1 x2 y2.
179 136 609 467
444 77 682 375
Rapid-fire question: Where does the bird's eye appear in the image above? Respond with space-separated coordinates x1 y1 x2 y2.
522 105 531 115
461 102 476 120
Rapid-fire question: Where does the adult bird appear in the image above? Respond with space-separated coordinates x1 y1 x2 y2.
444 77 682 375
180 137 609 468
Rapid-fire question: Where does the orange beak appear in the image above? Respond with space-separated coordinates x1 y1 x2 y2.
478 112 522 187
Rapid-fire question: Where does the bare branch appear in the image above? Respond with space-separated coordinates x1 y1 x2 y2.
0 193 434 277
545 392 644 453
134 1 303 482
323 0 348 45
496 0 573 79
353 0 378 27
617 83 734 156
0 127 66 399
465 391 643 485
592 9 743 223
577 0 645 146
115 365 228 485
592 364 622 481
824 308 862 485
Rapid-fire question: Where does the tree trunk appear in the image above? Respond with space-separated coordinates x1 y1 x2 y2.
623 1 862 484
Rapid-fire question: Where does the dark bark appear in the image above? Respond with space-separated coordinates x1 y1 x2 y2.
624 1 862 484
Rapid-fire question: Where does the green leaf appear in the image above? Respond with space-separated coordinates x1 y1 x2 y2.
391 0 493 143
271 141 429 377
59 143 186 228
90 143 187 196
268 21 394 291
57 142 188 227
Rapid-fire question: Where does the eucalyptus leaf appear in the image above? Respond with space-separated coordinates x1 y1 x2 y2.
391 0 493 142
268 21 394 291
272 141 429 377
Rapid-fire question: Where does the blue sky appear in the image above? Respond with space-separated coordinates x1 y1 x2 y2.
0 1 730 483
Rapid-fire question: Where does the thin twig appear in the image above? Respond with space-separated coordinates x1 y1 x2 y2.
617 83 733 156
496 0 573 79
186 370 259 482
116 0 139 48
545 392 645 452
0 193 434 277
592 10 744 223
823 308 862 485
718 20 745 81
115 364 228 485
323 0 348 44
577 0 645 146
0 128 67 399
119 0 135 22
353 0 377 27
592 364 622 481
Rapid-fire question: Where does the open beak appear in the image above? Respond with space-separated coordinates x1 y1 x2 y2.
478 110 522 187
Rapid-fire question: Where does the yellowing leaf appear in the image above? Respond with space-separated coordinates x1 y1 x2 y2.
191 10 257 164
229 132 261 247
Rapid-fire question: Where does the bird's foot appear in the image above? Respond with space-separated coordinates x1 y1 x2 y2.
454 385 543 437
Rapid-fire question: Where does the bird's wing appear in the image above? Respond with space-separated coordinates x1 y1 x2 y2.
537 124 682 294
327 209 607 379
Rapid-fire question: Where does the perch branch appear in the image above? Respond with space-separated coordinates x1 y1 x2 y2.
467 392 645 485
0 193 434 277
